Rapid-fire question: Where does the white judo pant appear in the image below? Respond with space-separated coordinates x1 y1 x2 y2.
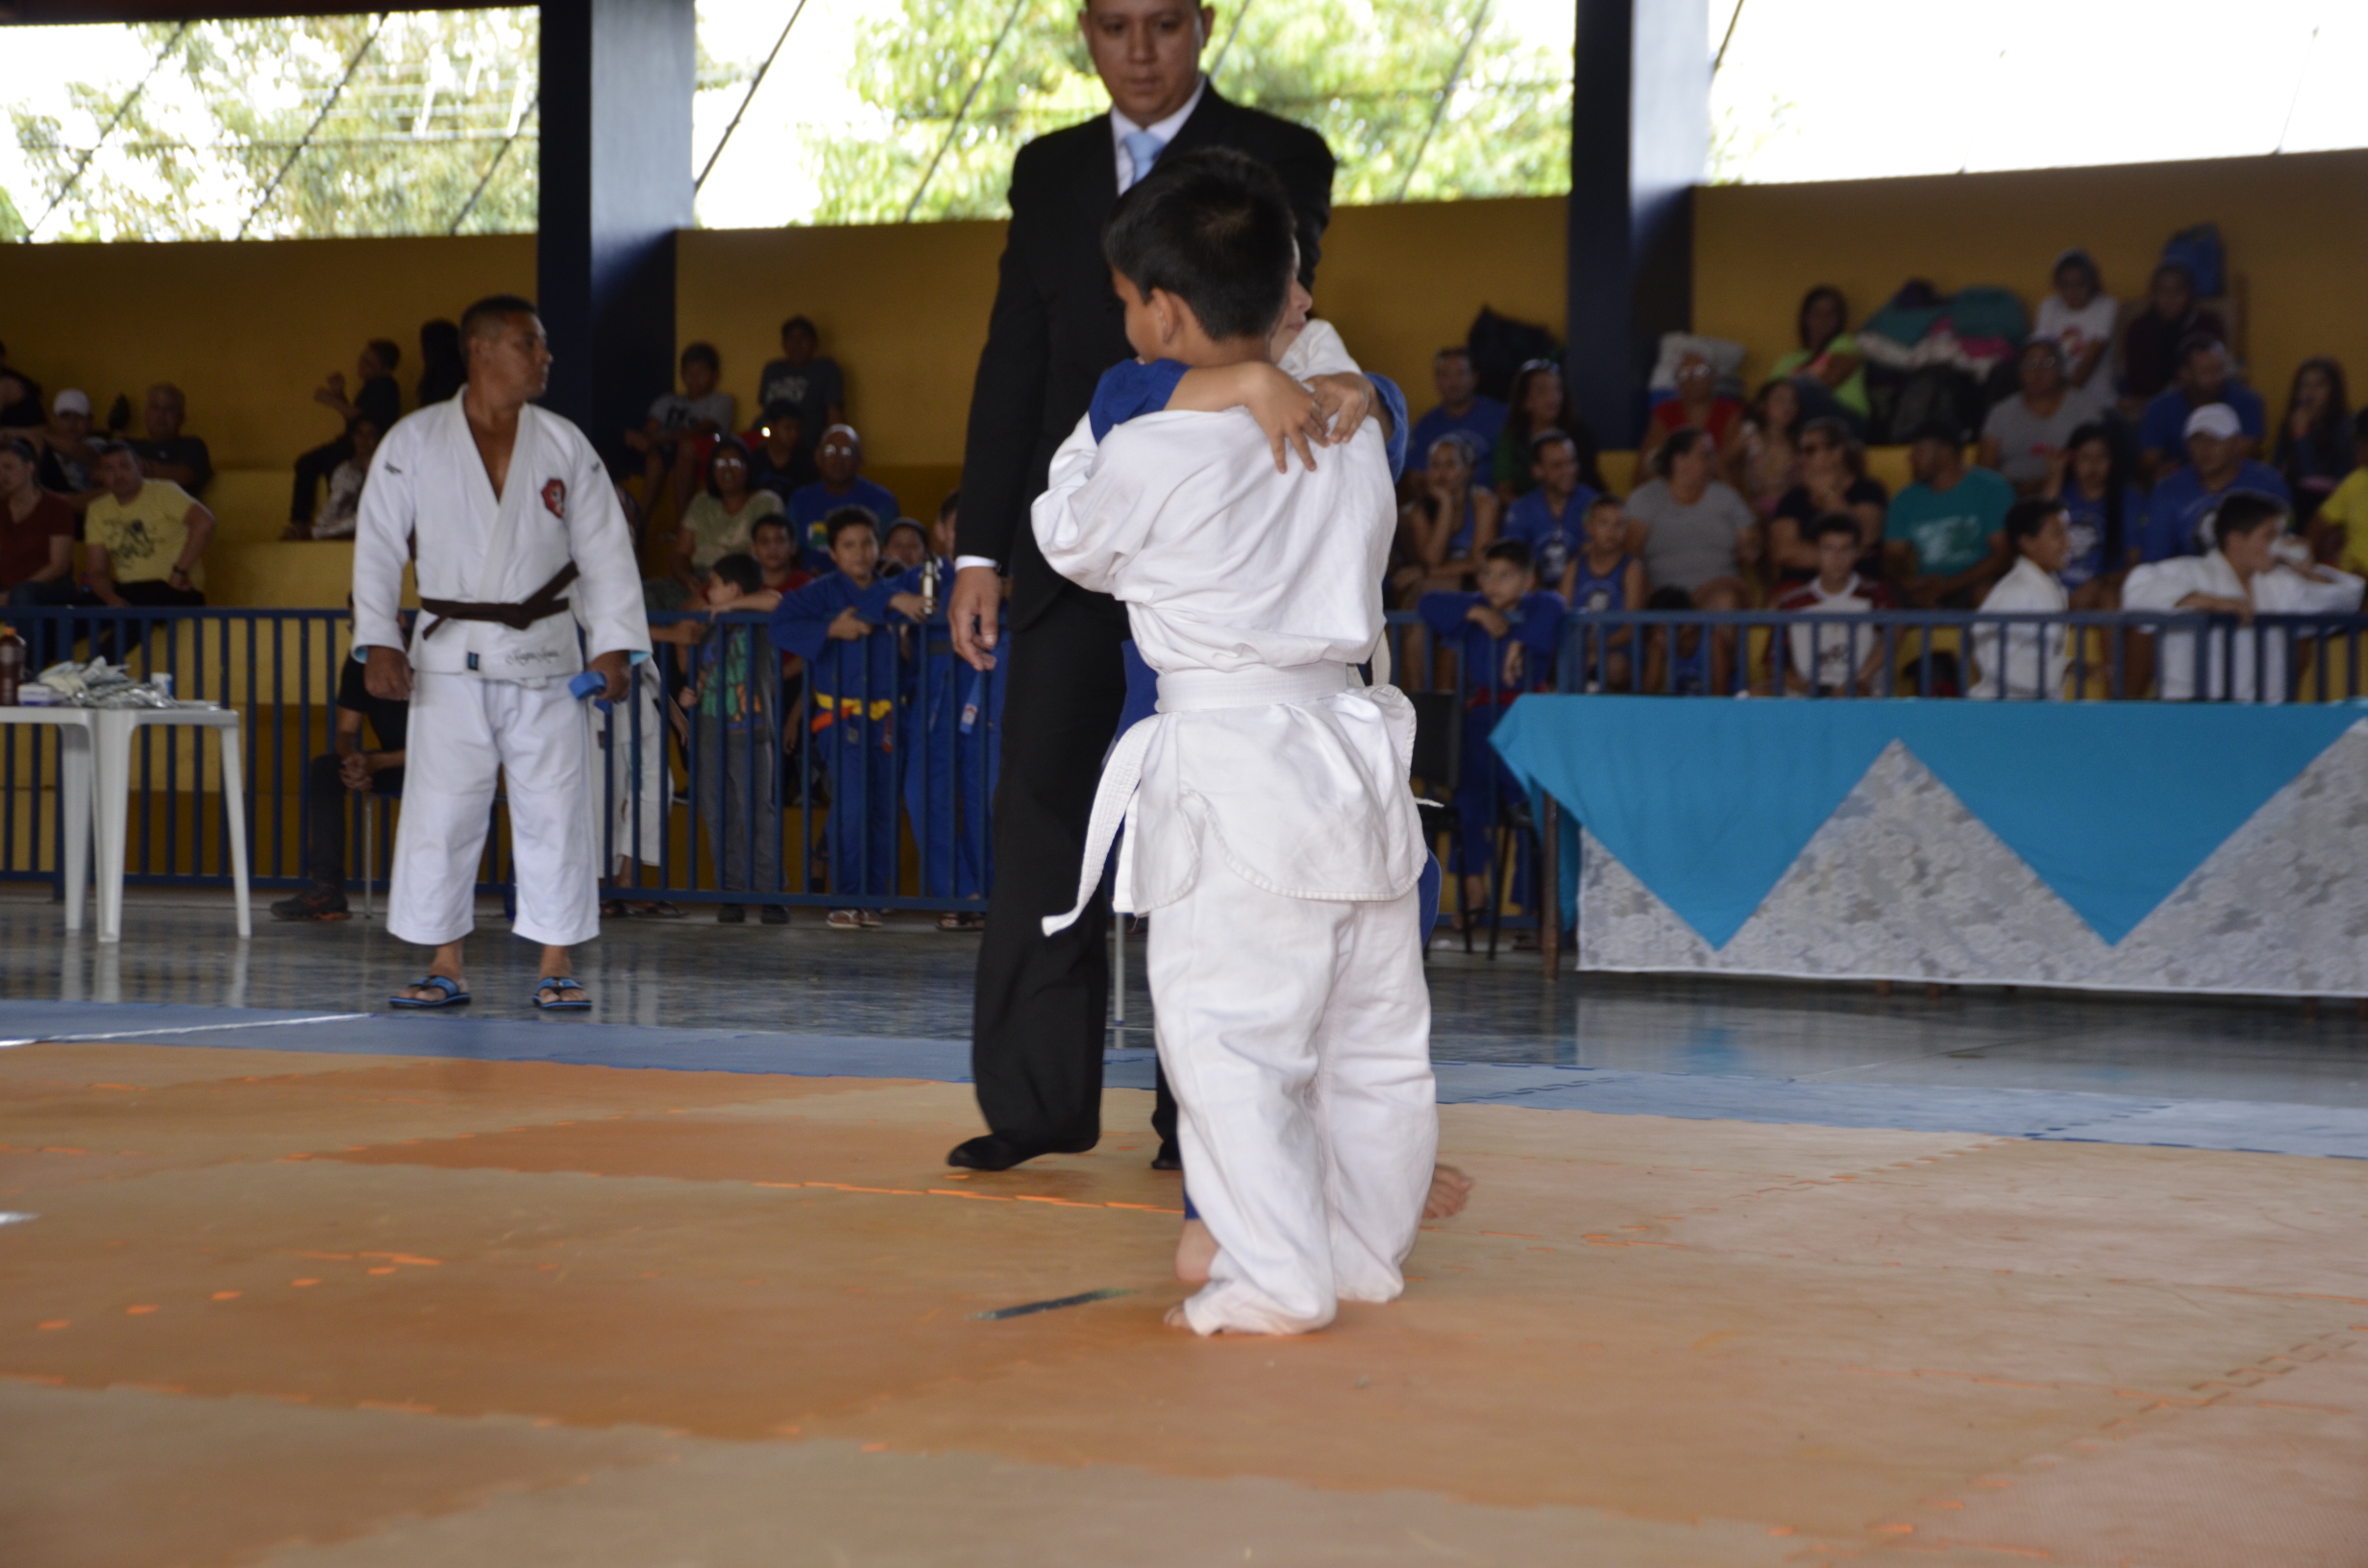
389 672 601 948
1151 856 1437 1335
596 662 670 873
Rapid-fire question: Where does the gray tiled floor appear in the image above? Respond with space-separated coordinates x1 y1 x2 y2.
3 886 2361 1108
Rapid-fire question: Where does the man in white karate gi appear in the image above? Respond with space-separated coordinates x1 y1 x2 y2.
1036 150 1435 1335
352 294 650 1010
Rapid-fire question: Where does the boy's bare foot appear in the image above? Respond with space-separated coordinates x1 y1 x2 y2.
1423 1164 1474 1220
1163 1305 1194 1330
1174 1217 1216 1284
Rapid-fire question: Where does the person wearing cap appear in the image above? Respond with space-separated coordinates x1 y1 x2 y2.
2140 403 2291 564
1978 336 2095 494
784 425 900 574
36 389 103 513
2136 336 2265 483
1883 421 2015 609
2035 248 2116 398
84 441 213 610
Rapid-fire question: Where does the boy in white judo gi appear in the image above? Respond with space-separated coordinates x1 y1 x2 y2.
1969 499 2073 700
353 294 651 1010
2122 490 2363 701
1035 149 1436 1336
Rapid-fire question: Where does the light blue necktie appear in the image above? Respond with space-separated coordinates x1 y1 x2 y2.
1121 129 1167 191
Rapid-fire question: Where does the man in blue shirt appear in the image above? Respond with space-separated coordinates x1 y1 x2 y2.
786 424 900 572
2140 403 2293 563
2137 337 2265 481
1499 429 1597 589
1407 347 1506 477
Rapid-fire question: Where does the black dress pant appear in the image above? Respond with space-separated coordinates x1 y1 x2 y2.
303 754 406 890
972 588 1175 1149
291 436 353 525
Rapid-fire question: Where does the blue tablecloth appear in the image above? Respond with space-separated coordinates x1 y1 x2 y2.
1491 697 2363 950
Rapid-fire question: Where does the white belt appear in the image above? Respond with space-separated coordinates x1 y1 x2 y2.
1041 663 1357 936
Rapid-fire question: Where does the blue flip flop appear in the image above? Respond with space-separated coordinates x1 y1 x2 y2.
535 977 591 1012
390 975 470 1009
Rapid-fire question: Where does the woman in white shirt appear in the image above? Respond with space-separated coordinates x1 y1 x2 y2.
2122 492 2364 701
2035 248 2117 402
1970 499 2071 700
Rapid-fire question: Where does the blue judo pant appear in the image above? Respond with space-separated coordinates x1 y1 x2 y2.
815 697 900 899
901 645 1003 899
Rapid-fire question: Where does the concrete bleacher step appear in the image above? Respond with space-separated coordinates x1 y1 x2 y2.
205 469 294 547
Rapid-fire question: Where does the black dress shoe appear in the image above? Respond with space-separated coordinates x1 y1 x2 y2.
1150 1140 1182 1171
946 1133 1093 1171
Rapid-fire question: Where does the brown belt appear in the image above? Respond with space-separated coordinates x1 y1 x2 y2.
419 562 580 639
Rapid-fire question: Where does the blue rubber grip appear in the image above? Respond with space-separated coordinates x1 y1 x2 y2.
570 669 612 711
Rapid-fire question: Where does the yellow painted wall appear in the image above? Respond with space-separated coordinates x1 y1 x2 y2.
1692 148 2368 415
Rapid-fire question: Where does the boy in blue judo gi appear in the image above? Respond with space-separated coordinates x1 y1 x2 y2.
768 506 927 928
1417 538 1565 927
900 494 1003 924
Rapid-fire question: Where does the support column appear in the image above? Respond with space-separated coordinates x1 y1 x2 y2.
1566 0 1707 448
538 0 694 449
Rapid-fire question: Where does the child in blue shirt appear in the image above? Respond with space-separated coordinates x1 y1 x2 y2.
1418 538 1564 925
768 506 927 926
900 493 1002 920
1499 428 1600 590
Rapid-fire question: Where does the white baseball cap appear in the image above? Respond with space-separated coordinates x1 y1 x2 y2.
53 388 90 416
2183 403 2241 441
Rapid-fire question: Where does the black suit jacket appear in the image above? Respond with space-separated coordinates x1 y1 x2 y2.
955 86 1334 628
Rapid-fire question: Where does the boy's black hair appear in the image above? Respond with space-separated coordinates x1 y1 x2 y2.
709 552 762 594
750 512 792 538
460 293 537 339
824 504 880 545
1909 417 1966 447
366 338 401 372
884 517 925 543
780 315 817 340
936 488 960 522
1584 493 1624 519
1809 510 1861 544
1102 147 1295 343
680 341 721 372
2210 489 2289 548
2003 497 2061 547
1528 427 1577 463
704 434 752 496
1645 585 1693 611
1480 538 1535 573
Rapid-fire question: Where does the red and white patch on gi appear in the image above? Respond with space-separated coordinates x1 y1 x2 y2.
541 478 567 519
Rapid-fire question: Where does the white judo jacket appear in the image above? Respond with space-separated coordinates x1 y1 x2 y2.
2122 551 2362 702
1033 401 1425 928
352 394 650 682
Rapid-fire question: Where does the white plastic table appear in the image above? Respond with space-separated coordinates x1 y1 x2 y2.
0 706 98 933
88 705 251 943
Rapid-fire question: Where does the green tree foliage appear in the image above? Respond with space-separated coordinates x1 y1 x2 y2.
8 11 538 242
804 0 1570 224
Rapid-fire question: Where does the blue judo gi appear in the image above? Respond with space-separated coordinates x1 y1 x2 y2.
768 573 904 900
1417 589 1564 880
894 560 1005 898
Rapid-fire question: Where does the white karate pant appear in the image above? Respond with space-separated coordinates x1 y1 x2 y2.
1149 856 1437 1335
389 673 601 948
596 662 670 872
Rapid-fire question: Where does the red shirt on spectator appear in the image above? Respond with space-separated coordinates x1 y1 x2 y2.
1649 396 1741 450
1 489 74 589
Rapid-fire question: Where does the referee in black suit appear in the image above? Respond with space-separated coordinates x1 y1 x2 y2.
944 0 1334 1172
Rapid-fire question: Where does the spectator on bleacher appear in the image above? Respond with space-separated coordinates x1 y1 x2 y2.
1407 346 1506 477
1493 360 1602 502
86 442 212 608
270 635 407 922
749 512 810 598
669 436 784 601
1631 428 1757 692
305 413 381 540
1565 495 1645 690
1884 422 2013 609
416 319 465 406
2035 249 2117 401
126 383 211 497
1776 513 1896 698
1502 429 1599 590
2139 404 2290 564
2052 422 2145 607
1417 538 1563 929
747 411 818 502
626 341 736 527
2273 356 2352 525
36 389 102 512
883 518 929 574
1768 415 1887 588
2118 262 2224 411
669 551 788 925
1404 432 1500 595
0 344 42 428
1636 351 1742 487
292 339 401 532
1770 285 1868 427
2124 491 2364 702
1968 499 2072 701
2137 337 2264 482
1980 338 2089 494
788 426 900 573
1723 379 1803 520
2306 409 2368 576
1640 585 1714 695
1 436 76 610
758 316 845 440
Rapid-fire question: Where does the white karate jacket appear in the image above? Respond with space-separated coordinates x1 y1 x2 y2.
1968 555 2070 701
2122 551 2363 702
352 394 650 683
1034 404 1423 913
